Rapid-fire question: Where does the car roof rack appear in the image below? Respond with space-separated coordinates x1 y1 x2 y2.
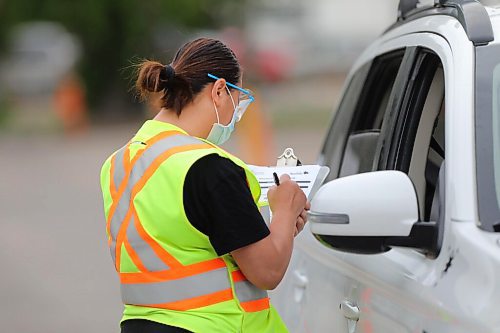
393 0 494 46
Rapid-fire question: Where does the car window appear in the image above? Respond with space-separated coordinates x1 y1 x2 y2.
319 62 371 180
320 49 405 180
388 50 445 221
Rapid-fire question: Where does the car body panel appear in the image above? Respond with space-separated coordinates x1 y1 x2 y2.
272 7 500 333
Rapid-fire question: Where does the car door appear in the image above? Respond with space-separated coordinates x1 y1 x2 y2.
332 33 473 333
271 47 408 332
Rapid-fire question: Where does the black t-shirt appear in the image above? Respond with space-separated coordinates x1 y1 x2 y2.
121 154 270 333
183 153 270 255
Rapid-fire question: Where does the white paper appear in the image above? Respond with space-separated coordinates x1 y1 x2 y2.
248 164 322 205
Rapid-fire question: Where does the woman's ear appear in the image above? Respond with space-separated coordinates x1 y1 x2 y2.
211 78 227 108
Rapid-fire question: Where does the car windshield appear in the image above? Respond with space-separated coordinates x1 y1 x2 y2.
475 43 500 232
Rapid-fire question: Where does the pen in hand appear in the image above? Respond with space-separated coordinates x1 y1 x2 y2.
273 172 280 186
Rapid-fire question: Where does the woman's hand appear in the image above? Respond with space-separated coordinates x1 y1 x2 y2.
267 174 307 223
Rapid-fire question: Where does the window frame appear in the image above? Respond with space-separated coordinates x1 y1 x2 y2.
386 48 442 173
475 43 500 232
320 48 413 180
384 47 445 222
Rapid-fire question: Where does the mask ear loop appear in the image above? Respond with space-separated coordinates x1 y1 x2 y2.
225 85 239 123
212 102 221 124
211 84 237 126
226 86 237 112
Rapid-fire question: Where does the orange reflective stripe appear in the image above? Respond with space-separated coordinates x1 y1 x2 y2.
115 209 133 271
106 152 119 242
123 235 148 272
240 298 270 312
231 270 247 283
149 288 233 311
129 143 211 199
109 153 117 199
120 258 227 284
106 146 129 247
126 213 169 272
132 208 181 269
107 131 185 268
122 266 232 308
129 131 180 167
115 143 211 270
122 143 131 174
106 131 182 236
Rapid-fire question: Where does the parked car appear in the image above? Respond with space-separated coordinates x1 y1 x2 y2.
270 1 500 332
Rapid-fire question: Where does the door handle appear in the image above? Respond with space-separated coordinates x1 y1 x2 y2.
292 270 308 302
293 270 308 287
341 300 360 333
340 300 360 321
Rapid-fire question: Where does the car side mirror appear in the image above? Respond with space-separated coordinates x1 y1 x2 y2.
309 171 440 257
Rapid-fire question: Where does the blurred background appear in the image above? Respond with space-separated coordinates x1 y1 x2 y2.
0 0 398 331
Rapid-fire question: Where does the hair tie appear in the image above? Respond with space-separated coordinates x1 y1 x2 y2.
164 65 175 81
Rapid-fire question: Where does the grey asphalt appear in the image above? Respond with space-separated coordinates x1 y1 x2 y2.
0 122 324 332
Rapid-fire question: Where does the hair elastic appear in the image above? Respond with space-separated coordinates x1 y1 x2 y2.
164 65 175 81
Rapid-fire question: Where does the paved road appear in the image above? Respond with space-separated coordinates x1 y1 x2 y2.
0 123 325 332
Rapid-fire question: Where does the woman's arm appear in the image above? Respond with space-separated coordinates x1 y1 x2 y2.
231 174 309 290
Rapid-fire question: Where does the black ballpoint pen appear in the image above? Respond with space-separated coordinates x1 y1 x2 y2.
273 172 280 186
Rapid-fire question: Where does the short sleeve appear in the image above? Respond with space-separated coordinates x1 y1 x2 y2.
183 154 270 256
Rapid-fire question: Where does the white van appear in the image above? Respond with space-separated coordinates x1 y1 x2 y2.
271 1 500 332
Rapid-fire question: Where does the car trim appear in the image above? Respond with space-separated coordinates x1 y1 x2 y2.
308 212 350 225
475 43 500 232
390 0 494 46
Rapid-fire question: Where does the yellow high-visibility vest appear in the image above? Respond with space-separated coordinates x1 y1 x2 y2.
100 120 287 332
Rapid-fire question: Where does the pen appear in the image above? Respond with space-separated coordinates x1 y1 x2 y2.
273 172 280 186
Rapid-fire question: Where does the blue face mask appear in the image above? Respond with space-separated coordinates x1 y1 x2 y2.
206 87 238 145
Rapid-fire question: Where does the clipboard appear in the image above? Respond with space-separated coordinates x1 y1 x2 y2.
249 148 330 224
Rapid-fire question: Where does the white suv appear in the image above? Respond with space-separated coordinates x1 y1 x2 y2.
271 1 500 332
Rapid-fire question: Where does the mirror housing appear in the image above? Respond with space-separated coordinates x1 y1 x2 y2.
309 171 440 257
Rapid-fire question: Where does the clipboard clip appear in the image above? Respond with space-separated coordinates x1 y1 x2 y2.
276 148 302 167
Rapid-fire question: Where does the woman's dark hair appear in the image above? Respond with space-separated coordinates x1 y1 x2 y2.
135 38 240 115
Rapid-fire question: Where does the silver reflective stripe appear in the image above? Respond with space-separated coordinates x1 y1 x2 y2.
109 146 126 266
121 267 230 305
110 134 201 239
113 147 126 191
110 240 117 265
109 134 204 270
234 280 268 303
126 214 169 271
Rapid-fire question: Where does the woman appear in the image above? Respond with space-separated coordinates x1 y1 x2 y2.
100 38 309 333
